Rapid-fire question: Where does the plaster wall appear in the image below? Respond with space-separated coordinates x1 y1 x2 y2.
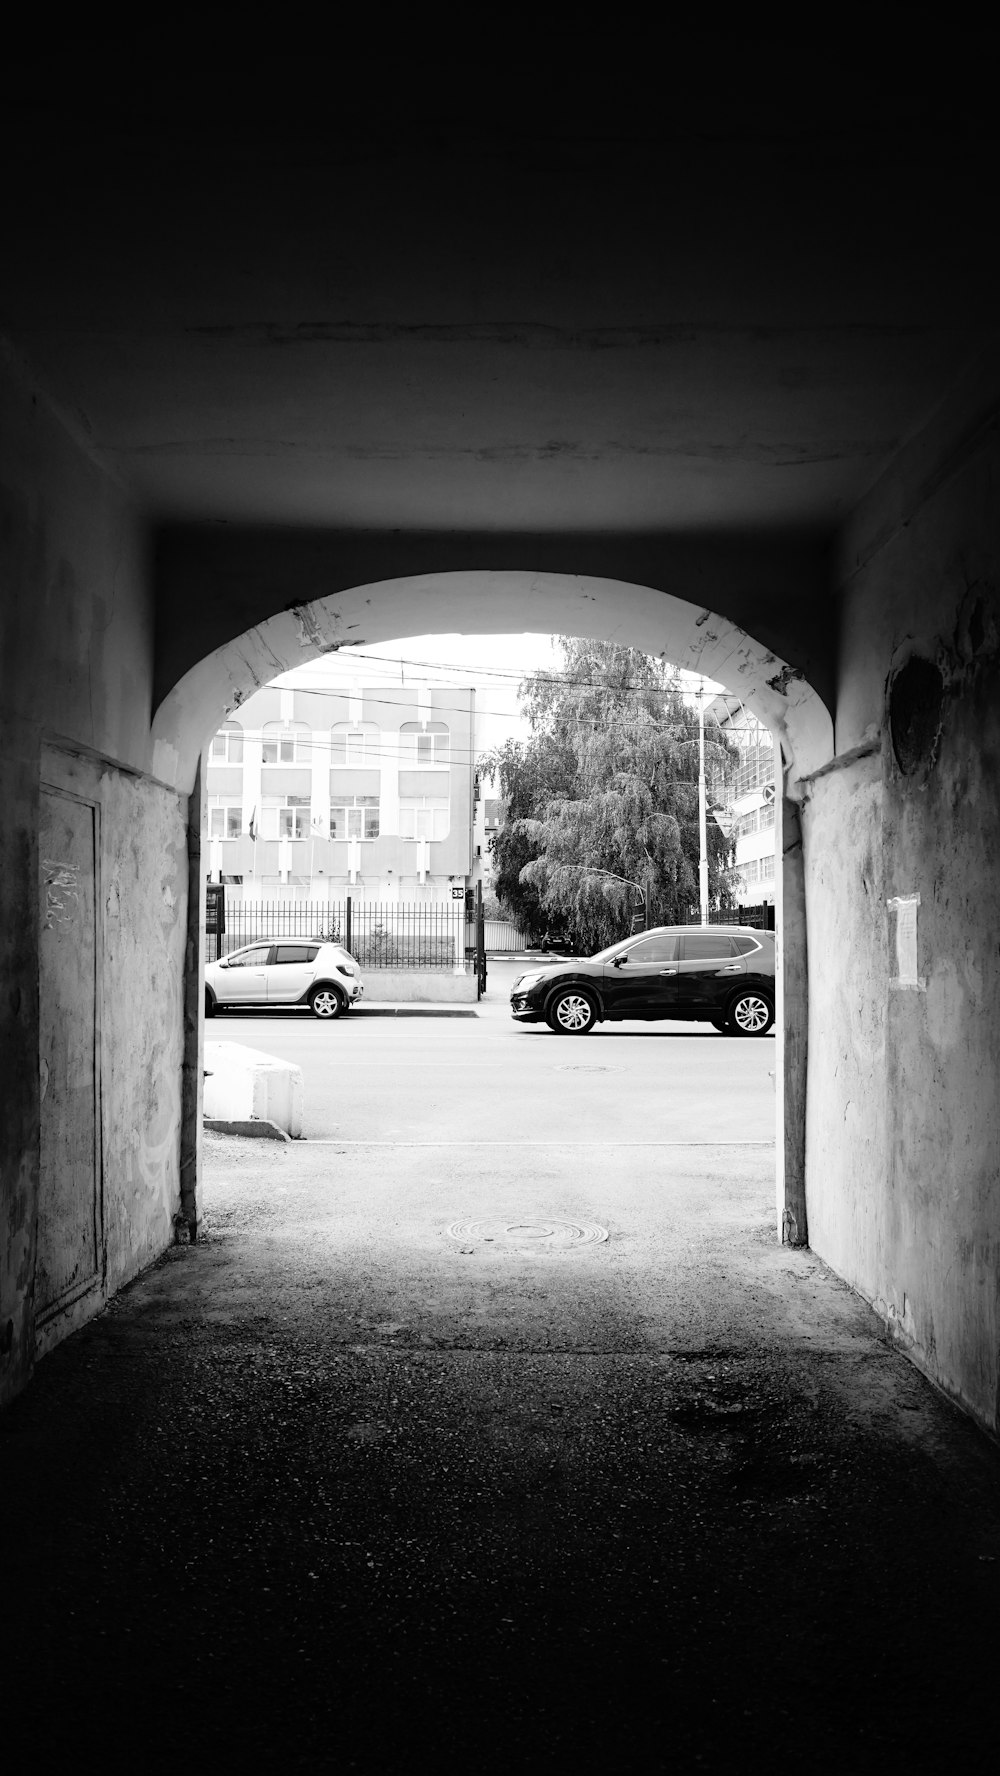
361 972 478 1004
0 350 187 1401
806 410 1000 1433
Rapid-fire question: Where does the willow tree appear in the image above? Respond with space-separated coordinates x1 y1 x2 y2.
481 638 737 951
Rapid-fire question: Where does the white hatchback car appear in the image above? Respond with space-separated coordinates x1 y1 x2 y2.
205 940 364 1020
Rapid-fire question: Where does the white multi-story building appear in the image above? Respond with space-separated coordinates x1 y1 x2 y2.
205 680 476 903
709 696 777 909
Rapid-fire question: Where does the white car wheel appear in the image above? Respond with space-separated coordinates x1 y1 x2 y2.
547 989 597 1034
729 992 773 1036
310 986 343 1020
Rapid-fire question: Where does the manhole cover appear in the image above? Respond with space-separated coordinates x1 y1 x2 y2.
446 1217 609 1252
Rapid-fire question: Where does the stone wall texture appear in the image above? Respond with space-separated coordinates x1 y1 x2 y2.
1 353 187 1399
806 416 1000 1430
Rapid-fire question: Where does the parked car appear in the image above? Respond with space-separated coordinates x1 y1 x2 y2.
205 940 363 1020
510 925 774 1036
539 920 586 956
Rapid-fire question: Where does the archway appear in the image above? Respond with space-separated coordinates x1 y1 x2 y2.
152 569 832 1253
151 569 831 791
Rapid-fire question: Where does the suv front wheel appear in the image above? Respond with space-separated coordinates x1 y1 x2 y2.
546 987 598 1035
727 990 774 1036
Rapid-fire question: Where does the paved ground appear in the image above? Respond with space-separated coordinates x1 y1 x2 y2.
4 966 999 1771
206 958 778 1143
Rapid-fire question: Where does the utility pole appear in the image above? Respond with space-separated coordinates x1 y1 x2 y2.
698 679 709 926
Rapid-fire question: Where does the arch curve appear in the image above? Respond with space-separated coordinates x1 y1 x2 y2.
151 570 832 792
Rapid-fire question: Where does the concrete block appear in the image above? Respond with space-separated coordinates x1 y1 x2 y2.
204 1119 291 1142
203 1041 303 1138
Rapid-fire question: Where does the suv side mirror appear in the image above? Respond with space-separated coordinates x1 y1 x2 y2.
612 954 627 968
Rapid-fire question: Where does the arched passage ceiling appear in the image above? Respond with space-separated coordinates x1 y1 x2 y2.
3 91 996 731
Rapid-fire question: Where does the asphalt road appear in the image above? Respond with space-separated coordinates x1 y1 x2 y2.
209 958 778 1144
5 965 999 1772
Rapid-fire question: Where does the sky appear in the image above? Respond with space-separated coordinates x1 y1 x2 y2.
273 634 723 762
273 633 561 754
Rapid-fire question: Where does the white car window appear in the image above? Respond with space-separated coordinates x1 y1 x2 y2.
227 945 271 968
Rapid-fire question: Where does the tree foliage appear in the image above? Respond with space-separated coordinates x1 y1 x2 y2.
480 639 738 951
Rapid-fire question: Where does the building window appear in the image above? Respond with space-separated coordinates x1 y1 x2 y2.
735 746 774 797
400 722 450 767
331 795 380 840
741 858 759 885
759 803 775 830
330 722 379 766
208 799 243 838
209 721 244 764
262 722 309 765
760 854 775 880
737 809 758 838
400 796 450 840
261 796 311 839
484 798 501 829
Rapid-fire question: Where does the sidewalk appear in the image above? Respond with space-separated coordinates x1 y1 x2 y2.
352 1003 479 1017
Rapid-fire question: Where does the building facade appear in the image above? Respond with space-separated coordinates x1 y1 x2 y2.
205 681 476 902
710 697 777 908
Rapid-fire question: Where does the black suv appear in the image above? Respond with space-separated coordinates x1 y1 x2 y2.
510 926 775 1036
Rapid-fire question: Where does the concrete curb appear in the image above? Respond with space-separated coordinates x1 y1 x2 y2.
352 1006 479 1018
204 1118 293 1142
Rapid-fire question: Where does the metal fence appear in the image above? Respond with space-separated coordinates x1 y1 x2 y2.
477 918 531 953
681 904 776 930
209 897 469 970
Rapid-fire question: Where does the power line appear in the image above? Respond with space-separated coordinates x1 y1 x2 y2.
331 646 719 692
219 684 724 733
270 671 708 707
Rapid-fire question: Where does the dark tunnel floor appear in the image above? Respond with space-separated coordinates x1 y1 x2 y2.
4 1133 999 1774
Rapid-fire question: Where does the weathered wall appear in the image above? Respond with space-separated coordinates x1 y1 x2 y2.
99 765 188 1290
0 346 187 1401
805 396 1000 1433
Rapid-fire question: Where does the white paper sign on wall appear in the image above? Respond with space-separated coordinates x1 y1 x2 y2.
887 893 925 991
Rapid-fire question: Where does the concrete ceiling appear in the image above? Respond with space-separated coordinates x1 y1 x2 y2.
4 94 997 537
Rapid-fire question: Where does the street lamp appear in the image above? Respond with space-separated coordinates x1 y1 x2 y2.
696 683 740 921
697 679 710 926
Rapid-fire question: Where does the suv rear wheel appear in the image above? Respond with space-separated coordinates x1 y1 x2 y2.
310 984 344 1020
546 987 598 1034
727 990 773 1036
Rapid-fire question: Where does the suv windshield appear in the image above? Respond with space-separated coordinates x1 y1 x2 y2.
588 939 629 964
588 934 680 965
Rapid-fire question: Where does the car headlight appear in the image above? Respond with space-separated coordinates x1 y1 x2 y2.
513 972 543 991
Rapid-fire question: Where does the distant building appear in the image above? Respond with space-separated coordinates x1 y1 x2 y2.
710 696 777 908
204 681 476 902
